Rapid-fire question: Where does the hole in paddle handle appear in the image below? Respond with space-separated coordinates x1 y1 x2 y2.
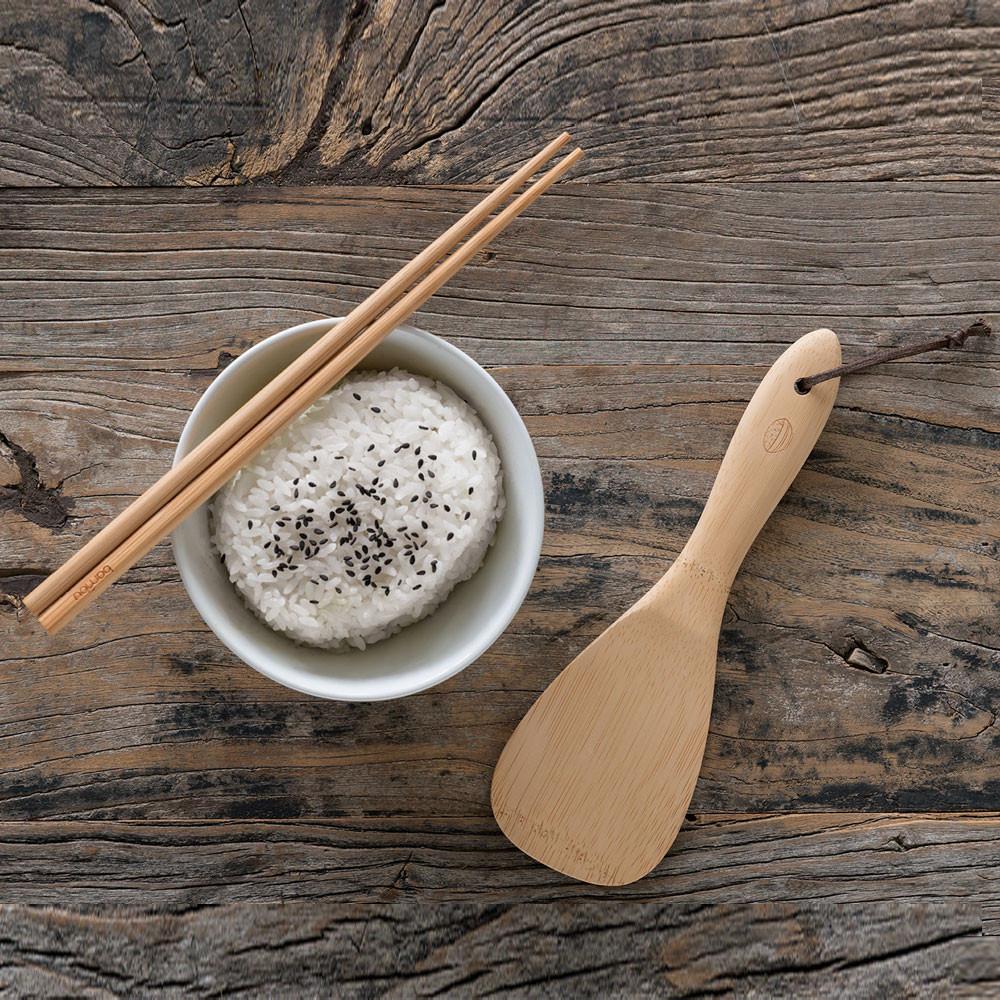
794 377 810 395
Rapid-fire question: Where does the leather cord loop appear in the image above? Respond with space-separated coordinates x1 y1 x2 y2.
795 320 991 394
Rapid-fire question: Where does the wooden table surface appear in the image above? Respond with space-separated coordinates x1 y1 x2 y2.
1 1 999 995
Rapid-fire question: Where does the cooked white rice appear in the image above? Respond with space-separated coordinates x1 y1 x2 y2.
212 368 504 649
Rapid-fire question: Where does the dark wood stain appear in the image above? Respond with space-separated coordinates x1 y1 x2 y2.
0 0 998 990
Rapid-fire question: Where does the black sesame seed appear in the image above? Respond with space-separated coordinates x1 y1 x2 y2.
272 570 277 578
468 487 474 495
447 532 454 541
464 511 471 520
413 584 422 590
367 443 375 452
271 504 280 511
472 449 477 460
428 454 437 460
247 519 253 530
371 406 381 413
353 392 361 401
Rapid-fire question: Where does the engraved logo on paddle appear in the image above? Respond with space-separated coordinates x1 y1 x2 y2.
762 417 793 453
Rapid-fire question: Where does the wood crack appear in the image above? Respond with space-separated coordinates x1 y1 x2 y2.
0 430 73 530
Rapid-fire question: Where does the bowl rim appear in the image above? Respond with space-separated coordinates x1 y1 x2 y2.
172 317 544 701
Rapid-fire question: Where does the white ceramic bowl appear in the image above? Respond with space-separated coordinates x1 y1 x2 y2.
173 318 544 701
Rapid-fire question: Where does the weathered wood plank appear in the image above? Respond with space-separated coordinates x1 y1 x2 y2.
1 183 998 365
0 0 997 186
0 183 996 821
0 897 996 997
1 814 1000 909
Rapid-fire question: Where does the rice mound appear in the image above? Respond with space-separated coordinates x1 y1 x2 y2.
212 368 504 650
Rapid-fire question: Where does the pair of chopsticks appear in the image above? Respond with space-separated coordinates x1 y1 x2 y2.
25 134 583 635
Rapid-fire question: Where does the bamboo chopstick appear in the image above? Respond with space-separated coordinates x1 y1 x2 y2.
36 146 584 634
24 132 573 622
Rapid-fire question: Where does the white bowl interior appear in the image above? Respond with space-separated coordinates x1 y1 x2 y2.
173 319 543 701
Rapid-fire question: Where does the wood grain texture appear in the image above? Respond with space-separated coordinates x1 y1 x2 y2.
0 183 995 822
3 0 997 986
0 899 995 997
1 814 1000 995
0 813 999 908
0 902 998 998
0 0 998 187
493 331 842 884
0 179 997 990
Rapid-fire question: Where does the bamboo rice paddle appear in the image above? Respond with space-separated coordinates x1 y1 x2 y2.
36 146 584 634
25 131 572 622
491 328 841 886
